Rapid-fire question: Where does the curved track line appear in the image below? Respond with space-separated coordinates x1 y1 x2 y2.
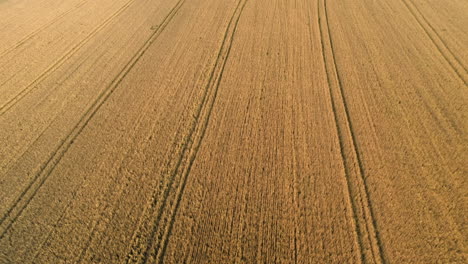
154 1 249 263
72 2 190 257
314 3 364 263
27 51 125 263
405 0 468 71
0 50 102 179
320 0 387 263
401 0 467 84
0 0 185 241
125 0 249 262
0 0 137 116
0 0 88 60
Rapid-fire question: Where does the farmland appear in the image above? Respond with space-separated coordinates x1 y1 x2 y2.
0 0 466 263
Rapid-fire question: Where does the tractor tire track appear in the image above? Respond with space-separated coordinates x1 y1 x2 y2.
401 0 467 84
33 58 158 262
0 0 186 240
0 0 88 60
0 0 137 116
154 0 249 262
123 0 248 263
0 48 99 174
72 10 192 257
319 0 386 263
314 3 363 263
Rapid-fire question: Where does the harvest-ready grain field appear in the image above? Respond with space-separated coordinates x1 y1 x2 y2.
0 0 466 263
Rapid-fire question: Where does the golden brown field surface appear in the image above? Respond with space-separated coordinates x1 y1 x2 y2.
0 0 466 263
